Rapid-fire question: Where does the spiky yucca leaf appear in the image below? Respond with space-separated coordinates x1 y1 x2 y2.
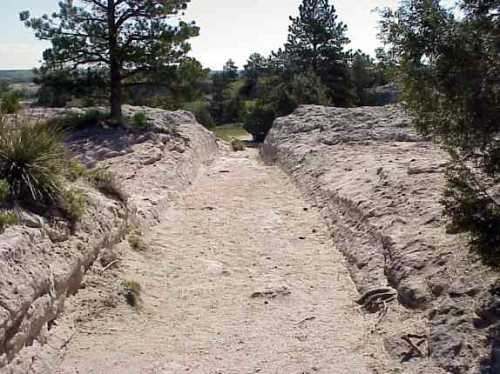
0 118 66 204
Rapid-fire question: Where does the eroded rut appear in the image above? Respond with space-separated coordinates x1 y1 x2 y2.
51 148 385 373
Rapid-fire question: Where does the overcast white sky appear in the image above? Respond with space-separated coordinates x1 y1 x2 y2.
0 0 399 70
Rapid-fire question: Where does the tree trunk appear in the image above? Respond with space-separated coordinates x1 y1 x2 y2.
108 0 122 122
110 62 122 122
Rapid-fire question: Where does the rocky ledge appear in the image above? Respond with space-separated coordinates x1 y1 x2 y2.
0 106 218 373
262 105 500 373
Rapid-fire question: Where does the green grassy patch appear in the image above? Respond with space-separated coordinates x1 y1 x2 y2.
212 123 250 142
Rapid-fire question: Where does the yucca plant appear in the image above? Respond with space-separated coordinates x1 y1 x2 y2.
0 118 66 205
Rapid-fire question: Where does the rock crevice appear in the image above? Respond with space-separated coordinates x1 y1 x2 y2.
262 104 498 373
0 106 218 372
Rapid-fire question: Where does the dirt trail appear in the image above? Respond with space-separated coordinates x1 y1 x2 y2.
54 148 386 374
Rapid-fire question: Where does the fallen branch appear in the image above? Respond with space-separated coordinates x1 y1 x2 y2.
101 259 120 273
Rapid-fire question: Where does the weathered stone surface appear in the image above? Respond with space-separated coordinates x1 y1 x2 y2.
0 106 218 372
262 104 498 373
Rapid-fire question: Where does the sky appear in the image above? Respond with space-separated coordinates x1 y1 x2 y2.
0 0 399 70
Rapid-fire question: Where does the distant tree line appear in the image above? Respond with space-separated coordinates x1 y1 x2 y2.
22 0 393 138
210 0 394 140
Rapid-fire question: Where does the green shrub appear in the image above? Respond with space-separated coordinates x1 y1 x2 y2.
443 161 500 258
0 211 19 233
88 168 125 201
1 94 21 114
183 100 215 128
0 179 10 204
0 118 66 204
132 112 148 128
243 102 279 142
59 188 86 222
122 280 142 307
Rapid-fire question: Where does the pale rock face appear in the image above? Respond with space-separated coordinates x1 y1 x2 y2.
262 104 499 373
0 106 218 372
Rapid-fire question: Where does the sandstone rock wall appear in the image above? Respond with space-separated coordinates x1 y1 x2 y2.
262 105 499 373
0 106 218 373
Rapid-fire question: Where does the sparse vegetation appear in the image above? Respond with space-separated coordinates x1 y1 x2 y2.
49 110 109 131
127 226 148 251
128 232 147 252
59 188 86 222
65 159 88 182
0 211 19 233
88 168 125 202
122 280 142 307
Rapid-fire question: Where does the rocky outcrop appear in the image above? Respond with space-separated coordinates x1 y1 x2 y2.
0 106 218 373
262 105 499 373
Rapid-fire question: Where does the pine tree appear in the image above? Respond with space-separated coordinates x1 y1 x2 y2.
285 0 353 105
21 0 198 121
379 0 500 253
222 59 239 82
243 53 267 82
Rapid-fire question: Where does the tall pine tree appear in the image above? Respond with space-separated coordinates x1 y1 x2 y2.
285 0 353 105
21 0 198 121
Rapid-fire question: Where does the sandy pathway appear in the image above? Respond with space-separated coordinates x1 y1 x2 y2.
55 148 384 374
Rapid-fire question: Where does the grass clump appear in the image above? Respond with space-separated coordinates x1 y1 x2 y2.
0 211 19 233
88 167 125 201
59 188 86 222
65 159 88 182
0 118 66 205
122 280 142 307
128 229 147 251
1 93 21 114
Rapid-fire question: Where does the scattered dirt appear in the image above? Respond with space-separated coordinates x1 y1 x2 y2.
31 147 391 374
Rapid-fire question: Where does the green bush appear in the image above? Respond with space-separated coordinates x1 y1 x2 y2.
243 102 279 142
1 93 21 114
0 179 10 204
443 160 500 257
0 211 19 233
243 76 297 142
0 118 66 204
59 188 86 222
183 100 215 128
132 112 148 128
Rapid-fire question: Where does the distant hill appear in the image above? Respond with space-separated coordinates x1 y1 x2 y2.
0 70 35 83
